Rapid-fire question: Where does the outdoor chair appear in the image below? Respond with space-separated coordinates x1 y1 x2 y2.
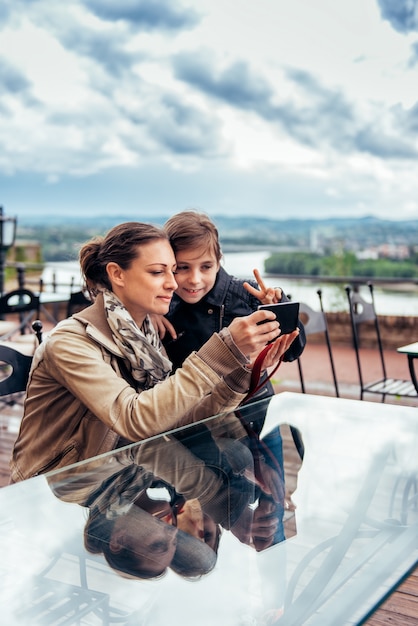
0 344 33 399
66 290 91 318
17 533 135 625
296 289 339 397
0 320 43 406
0 288 41 341
282 448 417 624
345 283 416 402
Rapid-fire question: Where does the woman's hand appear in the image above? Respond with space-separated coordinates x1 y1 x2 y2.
251 496 282 552
227 310 281 356
231 497 282 550
243 269 282 304
149 315 177 341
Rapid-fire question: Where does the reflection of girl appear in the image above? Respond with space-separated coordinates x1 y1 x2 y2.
11 222 298 482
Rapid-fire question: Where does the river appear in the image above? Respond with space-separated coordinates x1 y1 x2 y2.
43 251 418 316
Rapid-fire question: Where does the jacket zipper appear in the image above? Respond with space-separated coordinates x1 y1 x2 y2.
33 443 77 476
219 304 225 331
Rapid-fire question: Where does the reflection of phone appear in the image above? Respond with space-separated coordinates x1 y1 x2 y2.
258 301 299 335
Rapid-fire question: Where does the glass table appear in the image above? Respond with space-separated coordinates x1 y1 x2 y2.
0 392 417 625
397 341 418 394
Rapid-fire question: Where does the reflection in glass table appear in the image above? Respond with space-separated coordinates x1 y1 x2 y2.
0 392 417 625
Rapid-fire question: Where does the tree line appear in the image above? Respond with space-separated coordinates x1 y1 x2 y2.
265 251 418 279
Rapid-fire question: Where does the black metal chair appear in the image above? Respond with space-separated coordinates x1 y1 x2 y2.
66 290 91 318
19 533 134 625
296 289 339 397
0 344 33 398
0 321 43 405
345 283 416 402
0 288 41 340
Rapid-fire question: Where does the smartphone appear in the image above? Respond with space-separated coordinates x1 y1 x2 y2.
258 301 300 335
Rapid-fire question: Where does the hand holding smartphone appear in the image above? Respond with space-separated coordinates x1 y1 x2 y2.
258 301 300 335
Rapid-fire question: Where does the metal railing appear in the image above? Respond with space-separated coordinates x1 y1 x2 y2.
8 263 79 294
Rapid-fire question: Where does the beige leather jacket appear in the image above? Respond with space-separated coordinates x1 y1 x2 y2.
10 294 251 482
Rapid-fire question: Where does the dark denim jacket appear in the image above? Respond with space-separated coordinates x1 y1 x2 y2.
164 267 306 409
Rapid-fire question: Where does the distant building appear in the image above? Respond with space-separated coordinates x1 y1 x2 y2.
356 248 379 260
7 240 42 264
378 243 409 260
356 243 410 261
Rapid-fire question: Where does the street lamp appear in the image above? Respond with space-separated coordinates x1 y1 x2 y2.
0 205 17 296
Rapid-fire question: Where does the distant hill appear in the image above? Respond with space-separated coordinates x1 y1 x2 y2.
15 213 418 262
18 213 418 241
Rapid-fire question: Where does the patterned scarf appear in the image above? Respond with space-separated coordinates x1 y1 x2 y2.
103 289 172 390
87 464 154 520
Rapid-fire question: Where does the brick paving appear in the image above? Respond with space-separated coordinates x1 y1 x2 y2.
276 341 418 407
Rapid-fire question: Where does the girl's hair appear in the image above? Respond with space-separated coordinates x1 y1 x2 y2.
163 210 222 262
79 222 168 297
170 529 217 579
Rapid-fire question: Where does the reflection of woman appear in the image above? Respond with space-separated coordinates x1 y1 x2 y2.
49 434 254 579
83 468 217 580
11 222 298 482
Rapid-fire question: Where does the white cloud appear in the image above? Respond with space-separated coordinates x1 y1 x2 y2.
0 0 418 220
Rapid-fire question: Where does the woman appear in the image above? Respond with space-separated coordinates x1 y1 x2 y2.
81 464 220 580
11 222 299 481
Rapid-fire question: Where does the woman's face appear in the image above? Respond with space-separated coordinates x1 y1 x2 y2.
110 506 178 577
108 240 178 325
173 245 220 304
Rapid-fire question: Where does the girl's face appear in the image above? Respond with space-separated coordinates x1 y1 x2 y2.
173 245 220 304
107 240 178 326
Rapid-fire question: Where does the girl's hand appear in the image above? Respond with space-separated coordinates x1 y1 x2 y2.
255 329 300 370
149 315 177 341
243 269 282 304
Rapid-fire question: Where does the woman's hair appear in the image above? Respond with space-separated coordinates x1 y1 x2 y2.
84 506 167 579
79 221 168 297
84 507 217 580
163 210 222 263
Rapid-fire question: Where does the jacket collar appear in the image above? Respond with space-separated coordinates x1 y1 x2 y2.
206 266 232 305
73 292 124 356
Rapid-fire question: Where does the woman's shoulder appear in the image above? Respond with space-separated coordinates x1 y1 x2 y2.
50 316 87 338
42 318 90 358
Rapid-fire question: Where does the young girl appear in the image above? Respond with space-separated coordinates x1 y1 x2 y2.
11 222 298 482
162 210 306 417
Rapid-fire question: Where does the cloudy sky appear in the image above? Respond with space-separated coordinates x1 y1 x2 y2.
1 0 418 222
